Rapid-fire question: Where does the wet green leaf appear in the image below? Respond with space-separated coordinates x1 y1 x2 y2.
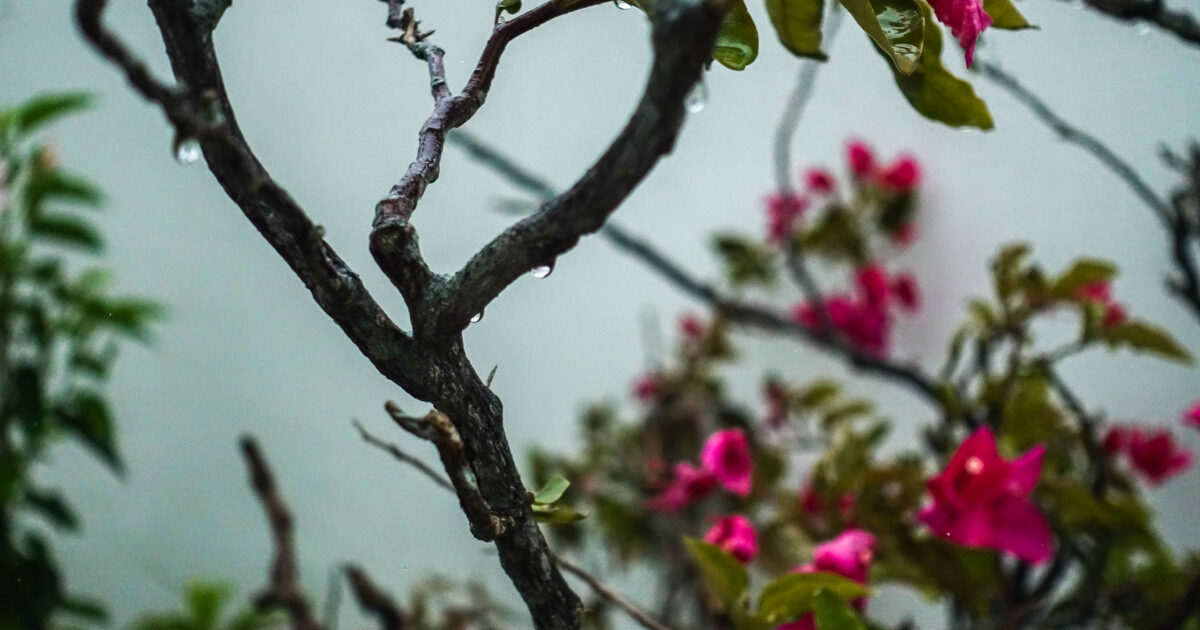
765 0 827 59
886 1 993 128
812 589 867 629
983 0 1035 30
685 538 748 609
2 92 91 139
496 0 521 23
531 503 588 524
532 474 571 505
757 573 868 625
838 0 924 74
715 0 760 70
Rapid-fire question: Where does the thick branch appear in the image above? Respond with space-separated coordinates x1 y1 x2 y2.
975 60 1173 228
240 436 324 630
369 0 607 318
78 0 434 400
1062 0 1200 47
434 0 731 336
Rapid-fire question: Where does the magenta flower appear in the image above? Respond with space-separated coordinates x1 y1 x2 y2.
804 167 836 195
891 272 921 312
776 529 876 630
704 515 758 564
1183 402 1200 431
766 192 808 243
855 263 891 308
927 0 993 67
701 428 754 497
632 373 662 404
917 427 1053 565
679 313 706 344
1075 280 1127 328
1126 428 1192 485
646 462 717 512
890 223 917 248
846 139 876 178
792 294 893 357
1102 424 1132 456
878 154 922 192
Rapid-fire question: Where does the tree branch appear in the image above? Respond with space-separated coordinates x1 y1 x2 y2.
344 564 407 630
1060 0 1200 48
352 419 454 493
975 60 1173 228
433 0 732 337
240 436 324 630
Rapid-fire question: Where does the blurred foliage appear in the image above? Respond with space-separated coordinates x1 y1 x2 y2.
0 93 161 629
128 582 277 630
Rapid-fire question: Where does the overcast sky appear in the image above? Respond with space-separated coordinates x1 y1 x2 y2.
3 0 1200 627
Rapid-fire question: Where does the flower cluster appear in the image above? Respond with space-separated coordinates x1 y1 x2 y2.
647 429 754 511
1104 423 1193 485
776 530 877 630
791 262 921 356
1076 280 1128 328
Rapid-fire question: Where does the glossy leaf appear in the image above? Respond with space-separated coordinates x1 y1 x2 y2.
765 0 827 59
714 0 760 70
838 0 924 74
813 590 867 630
757 572 868 624
1 92 91 139
495 0 521 23
1101 320 1193 363
532 474 570 505
531 503 588 524
685 538 749 610
886 1 993 128
983 0 1035 30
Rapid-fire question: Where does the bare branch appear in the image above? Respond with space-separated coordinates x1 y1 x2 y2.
434 0 732 336
1061 0 1200 48
975 60 1173 227
554 554 675 630
352 419 455 493
239 436 324 630
344 564 407 630
384 402 515 541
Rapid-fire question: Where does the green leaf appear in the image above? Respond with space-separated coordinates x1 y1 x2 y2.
531 503 588 524
2 92 91 139
533 474 571 505
685 538 749 609
1101 320 1193 363
186 581 232 630
813 589 867 630
765 0 827 59
55 392 123 473
29 213 103 252
713 233 778 287
886 1 993 128
714 0 760 70
757 572 868 624
983 0 1035 30
838 0 924 74
1052 258 1117 298
24 488 80 531
25 170 103 210
495 0 521 23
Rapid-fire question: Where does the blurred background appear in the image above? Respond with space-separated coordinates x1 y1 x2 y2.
2 0 1199 626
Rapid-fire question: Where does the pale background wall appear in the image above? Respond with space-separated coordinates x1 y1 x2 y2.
2 0 1199 626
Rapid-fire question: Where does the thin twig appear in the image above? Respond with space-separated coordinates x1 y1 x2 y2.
1060 0 1200 48
344 564 407 630
352 419 455 493
239 436 324 630
975 60 1172 227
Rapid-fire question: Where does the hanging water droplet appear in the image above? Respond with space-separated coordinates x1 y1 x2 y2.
613 0 633 9
530 262 554 279
470 310 484 324
496 15 507 24
174 137 201 164
1136 24 1152 35
684 78 708 114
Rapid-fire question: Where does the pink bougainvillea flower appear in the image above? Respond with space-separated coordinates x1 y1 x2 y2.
776 529 876 630
891 272 921 312
1102 425 1133 456
1101 302 1128 328
632 373 662 404
804 167 837 195
877 154 922 193
927 0 993 68
679 313 706 344
792 294 893 357
701 428 754 497
1183 401 1200 430
846 139 876 178
1126 428 1192 485
799 482 857 526
766 192 808 243
1075 280 1127 328
890 222 917 248
917 427 1053 565
855 263 891 308
704 515 759 564
646 462 717 512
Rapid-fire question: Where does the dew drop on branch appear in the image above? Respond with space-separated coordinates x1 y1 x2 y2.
685 79 708 114
530 262 554 279
174 138 202 165
613 0 633 9
470 310 485 324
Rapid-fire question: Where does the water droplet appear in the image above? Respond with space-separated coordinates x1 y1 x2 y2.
965 456 984 474
613 0 633 9
496 15 507 24
1136 24 1152 35
684 78 708 114
470 310 484 324
174 137 201 164
530 262 554 278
